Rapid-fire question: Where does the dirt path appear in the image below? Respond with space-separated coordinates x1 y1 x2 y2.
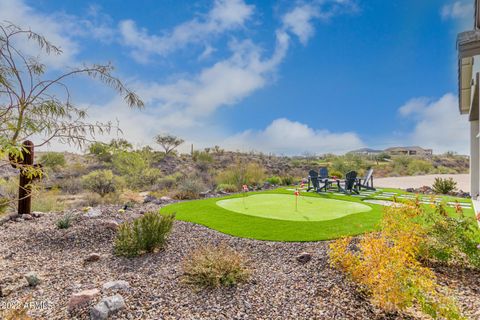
375 174 470 192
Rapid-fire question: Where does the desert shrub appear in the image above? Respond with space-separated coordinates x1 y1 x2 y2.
182 244 250 289
266 176 281 185
58 177 83 194
329 204 464 319
216 162 265 187
436 166 457 174
0 196 9 215
112 151 147 176
128 168 163 190
432 177 457 195
392 156 412 175
56 212 74 229
155 175 177 190
280 176 295 186
420 204 480 268
120 189 143 207
329 170 343 179
82 170 124 197
81 192 103 207
32 189 65 213
407 159 433 175
39 152 66 169
174 176 206 200
192 150 213 163
88 141 112 162
216 183 238 193
114 212 175 257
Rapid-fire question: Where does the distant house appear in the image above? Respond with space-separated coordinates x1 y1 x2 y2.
384 146 433 156
348 148 383 156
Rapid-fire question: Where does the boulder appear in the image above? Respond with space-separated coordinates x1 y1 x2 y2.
296 252 312 264
102 280 130 291
21 214 34 220
103 220 119 231
84 253 101 263
85 208 101 218
68 289 100 310
90 294 126 320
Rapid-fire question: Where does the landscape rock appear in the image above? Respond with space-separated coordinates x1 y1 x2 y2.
102 280 130 291
68 289 100 310
160 196 172 202
85 208 102 218
24 271 41 286
84 253 101 263
31 211 44 218
296 252 312 264
103 220 119 230
90 294 126 320
21 214 34 220
143 195 156 204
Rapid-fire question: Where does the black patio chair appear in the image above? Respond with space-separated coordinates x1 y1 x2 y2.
306 170 319 192
356 168 376 191
337 171 359 194
318 167 331 192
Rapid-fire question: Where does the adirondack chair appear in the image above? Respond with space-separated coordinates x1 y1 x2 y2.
356 168 375 191
318 167 331 192
307 170 319 192
337 171 359 194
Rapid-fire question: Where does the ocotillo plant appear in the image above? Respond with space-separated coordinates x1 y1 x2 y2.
9 141 43 215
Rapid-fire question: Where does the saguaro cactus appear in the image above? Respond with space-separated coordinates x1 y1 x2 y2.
9 140 42 215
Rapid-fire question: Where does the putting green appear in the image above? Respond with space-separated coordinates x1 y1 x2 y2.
216 194 372 222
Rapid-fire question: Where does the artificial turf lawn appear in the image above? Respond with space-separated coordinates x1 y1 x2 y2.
160 188 474 242
216 194 372 222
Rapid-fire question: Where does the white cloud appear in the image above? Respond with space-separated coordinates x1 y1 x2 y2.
0 0 79 68
281 0 357 45
0 0 116 68
441 1 472 20
119 0 254 62
399 93 469 154
223 118 365 155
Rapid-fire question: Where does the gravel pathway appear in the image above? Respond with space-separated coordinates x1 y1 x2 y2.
0 205 479 319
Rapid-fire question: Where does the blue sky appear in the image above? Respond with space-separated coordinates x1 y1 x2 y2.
0 0 474 154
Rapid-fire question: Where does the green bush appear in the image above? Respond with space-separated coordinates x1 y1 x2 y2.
39 152 66 169
88 142 112 162
280 176 295 186
216 183 238 193
112 151 147 176
407 159 433 175
432 177 457 195
329 170 343 179
56 212 74 229
266 176 281 185
82 170 124 197
192 151 213 163
182 244 250 289
421 204 480 269
114 212 175 257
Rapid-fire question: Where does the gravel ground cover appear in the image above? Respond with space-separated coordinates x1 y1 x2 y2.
0 205 479 319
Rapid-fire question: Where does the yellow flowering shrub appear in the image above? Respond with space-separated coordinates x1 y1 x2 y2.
329 203 465 319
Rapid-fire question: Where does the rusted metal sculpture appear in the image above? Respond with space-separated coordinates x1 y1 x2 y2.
9 140 42 215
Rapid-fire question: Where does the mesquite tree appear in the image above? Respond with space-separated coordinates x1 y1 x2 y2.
154 134 184 155
0 23 143 213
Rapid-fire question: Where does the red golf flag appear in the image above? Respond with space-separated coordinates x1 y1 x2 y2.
294 190 299 196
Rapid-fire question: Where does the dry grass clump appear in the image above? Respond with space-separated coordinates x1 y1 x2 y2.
182 244 250 289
